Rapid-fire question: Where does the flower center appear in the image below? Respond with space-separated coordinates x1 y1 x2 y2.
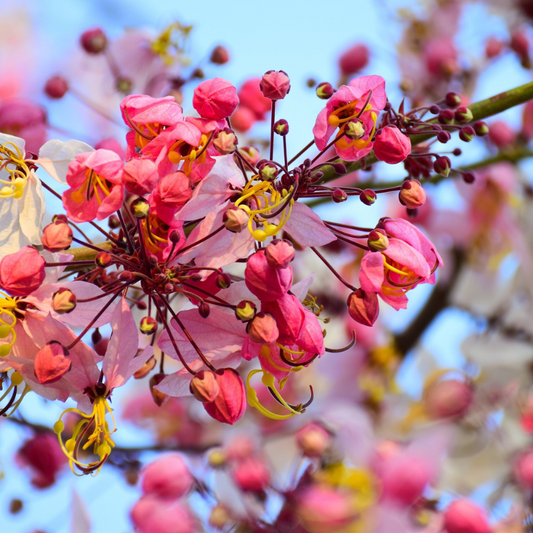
0 142 30 200
70 169 113 206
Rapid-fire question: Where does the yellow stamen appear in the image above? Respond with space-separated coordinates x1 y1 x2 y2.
0 142 31 199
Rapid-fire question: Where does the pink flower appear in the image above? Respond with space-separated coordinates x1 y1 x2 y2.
488 120 516 147
0 99 46 153
424 37 458 77
338 43 370 75
232 457 270 492
16 432 67 489
62 149 124 222
373 126 411 164
141 454 193 499
313 75 386 161
122 158 159 196
259 70 291 101
34 341 72 385
380 454 431 505
193 77 239 120
513 450 533 490
238 78 271 120
245 250 293 302
296 423 332 458
231 106 256 132
131 496 196 533
444 500 491 533
0 246 45 297
202 368 246 425
359 218 442 310
423 379 473 420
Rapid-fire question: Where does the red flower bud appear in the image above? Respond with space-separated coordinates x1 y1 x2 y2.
424 379 473 420
316 82 335 100
399 179 426 209
367 229 389 252
332 188 348 203
44 76 69 99
485 37 503 59
473 121 489 137
247 312 279 344
235 300 257 322
203 369 246 425
274 119 289 136
265 240 294 269
150 374 169 407
210 45 230 65
459 126 476 142
433 156 451 177
193 78 239 121
444 500 490 533
190 370 220 403
259 70 291 101
445 92 462 108
34 341 71 384
373 126 411 164
347 289 379 327
215 273 231 289
360 189 377 206
438 109 455 124
338 43 369 75
141 454 193 499
95 251 112 268
41 219 73 252
454 106 473 124
0 247 45 297
140 317 158 335
80 28 107 54
232 458 270 492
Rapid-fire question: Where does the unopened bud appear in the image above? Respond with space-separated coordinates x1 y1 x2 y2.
223 207 248 233
360 189 377 206
473 121 489 137
133 355 156 379
433 156 451 177
190 370 220 402
149 373 169 407
259 162 278 181
213 128 238 154
265 239 294 268
260 70 291 101
424 379 473 419
108 215 120 229
347 288 379 327
41 218 73 252
444 92 462 108
367 230 389 252
274 119 289 136
215 273 231 289
235 300 257 322
429 104 440 114
140 316 157 335
120 271 134 282
438 109 455 125
210 45 230 65
44 76 69 99
463 172 476 184
240 146 261 166
52 288 77 314
455 106 473 124
130 197 150 219
437 130 451 143
332 188 348 203
316 82 335 100
95 251 112 268
80 28 107 54
296 423 332 458
459 126 475 142
247 312 279 344
169 229 181 244
199 302 211 318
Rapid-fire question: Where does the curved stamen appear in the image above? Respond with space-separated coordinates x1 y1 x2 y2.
325 331 356 353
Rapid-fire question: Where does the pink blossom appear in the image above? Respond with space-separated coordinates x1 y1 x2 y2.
259 70 291 101
141 454 193 499
238 78 271 120
373 126 411 164
296 423 332 458
424 37 458 77
339 43 370 75
488 120 516 147
203 368 246 425
232 457 270 492
231 106 256 132
513 450 533 490
0 246 45 297
131 496 196 533
444 500 491 533
245 250 293 302
193 77 239 120
62 149 124 222
0 99 46 153
122 158 159 196
41 217 73 252
34 341 72 384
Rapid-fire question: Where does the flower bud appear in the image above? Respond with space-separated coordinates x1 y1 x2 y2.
485 37 503 59
213 128 238 154
463 172 476 184
108 215 120 229
274 119 289 136
265 239 294 269
95 251 112 268
210 45 230 65
296 487 354 531
459 126 475 142
44 76 68 99
316 82 335 100
133 356 156 379
140 317 157 335
259 161 278 181
373 126 411 164
360 189 377 206
332 188 348 203
511 30 530 61
80 28 107 54
424 379 473 419
240 146 261 166
444 500 491 533
215 272 231 289
438 109 455 124
150 374 169 407
344 120 365 140
235 300 257 322
247 312 279 344
34 341 71 385
347 289 379 327
445 92 462 108
473 121 489 137
399 179 426 209
52 288 77 314
141 454 193 499
193 78 239 121
455 105 473 124
130 197 150 219
232 458 270 492
338 43 369 75
296 423 332 458
157 172 191 209
199 302 210 318
190 370 220 403
437 130 451 143
259 70 291 101
203 369 246 425
41 219 73 252
223 207 248 233
433 156 451 177
429 104 440 114
367 230 389 252
245 250 292 301
488 120 516 147
0 247 45 297
231 106 255 132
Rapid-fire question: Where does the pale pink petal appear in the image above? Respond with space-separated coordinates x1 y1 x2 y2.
283 202 337 248
359 252 385 292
